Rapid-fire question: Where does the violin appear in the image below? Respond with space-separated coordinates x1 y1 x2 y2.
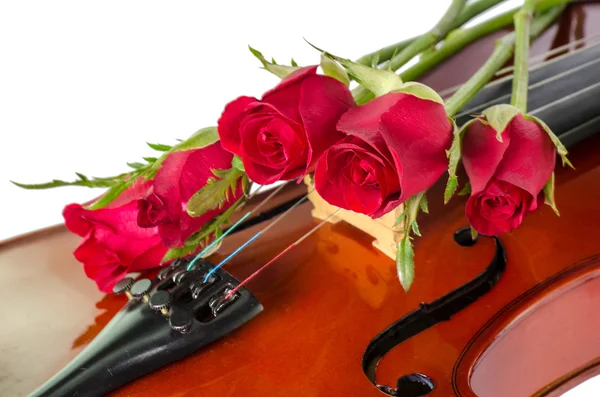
3 2 600 396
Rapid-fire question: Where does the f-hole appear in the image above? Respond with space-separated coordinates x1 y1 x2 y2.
362 227 506 396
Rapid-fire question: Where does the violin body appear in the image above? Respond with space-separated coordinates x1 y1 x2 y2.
3 4 600 396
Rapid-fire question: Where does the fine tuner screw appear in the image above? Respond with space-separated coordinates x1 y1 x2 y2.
149 290 172 316
169 307 193 334
112 277 134 300
130 279 152 302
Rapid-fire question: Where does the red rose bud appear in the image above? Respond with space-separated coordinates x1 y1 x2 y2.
218 65 354 184
63 181 167 292
315 88 453 218
137 141 243 248
462 111 556 236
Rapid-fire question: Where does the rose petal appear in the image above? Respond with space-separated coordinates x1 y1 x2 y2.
74 236 127 292
466 180 530 236
379 94 453 201
63 204 91 237
243 158 288 185
129 243 170 272
153 149 190 220
495 115 556 197
315 136 399 217
137 193 168 228
218 96 259 155
240 113 305 169
106 178 152 209
337 92 402 158
262 66 318 122
299 74 354 172
462 120 512 194
179 142 234 202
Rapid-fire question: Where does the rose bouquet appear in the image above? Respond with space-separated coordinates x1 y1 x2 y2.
14 0 573 292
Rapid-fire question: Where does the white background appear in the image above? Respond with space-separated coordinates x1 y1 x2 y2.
0 0 522 241
0 1 597 395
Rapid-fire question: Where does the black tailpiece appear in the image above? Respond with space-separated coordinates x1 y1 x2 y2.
29 258 262 397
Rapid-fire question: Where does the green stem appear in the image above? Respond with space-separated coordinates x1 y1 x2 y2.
355 0 504 67
445 5 565 117
353 0 570 105
389 0 467 72
511 0 536 112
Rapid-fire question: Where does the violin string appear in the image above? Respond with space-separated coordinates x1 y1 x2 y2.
529 79 600 116
243 183 266 203
226 208 341 299
454 55 600 119
438 34 600 100
186 181 289 271
493 33 600 77
202 187 316 282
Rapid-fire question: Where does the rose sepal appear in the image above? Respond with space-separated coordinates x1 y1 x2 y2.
309 44 403 99
543 172 560 216
320 53 350 86
481 104 521 142
523 114 573 169
392 81 444 105
248 46 301 79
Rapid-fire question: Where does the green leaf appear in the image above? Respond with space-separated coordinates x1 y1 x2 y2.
543 172 560 216
444 176 458 204
87 180 132 210
162 244 199 263
470 227 479 241
127 162 145 170
405 191 425 227
11 173 122 190
232 155 245 172
148 127 221 177
419 194 429 214
396 236 415 292
458 182 471 196
291 58 298 67
147 142 172 152
525 115 574 169
166 195 246 263
482 104 521 142
395 82 444 105
186 168 243 217
320 53 350 86
394 191 428 292
394 212 406 227
445 117 465 203
248 46 300 79
411 221 421 237
142 157 158 163
172 127 219 152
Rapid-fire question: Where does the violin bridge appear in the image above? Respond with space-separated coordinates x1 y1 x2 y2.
304 176 404 260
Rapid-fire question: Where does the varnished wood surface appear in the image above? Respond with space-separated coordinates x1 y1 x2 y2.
2 4 600 396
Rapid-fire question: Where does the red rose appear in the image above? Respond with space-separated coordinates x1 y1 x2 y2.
314 91 453 217
462 114 556 235
137 141 242 248
63 181 167 292
217 66 354 184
